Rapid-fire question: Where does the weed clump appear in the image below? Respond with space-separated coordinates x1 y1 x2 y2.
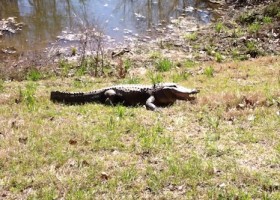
184 32 198 41
245 41 262 58
204 66 214 77
238 12 258 24
19 83 37 111
262 16 272 24
248 22 261 34
215 21 225 33
59 59 73 77
156 58 173 72
71 47 77 56
27 68 42 81
124 59 132 71
215 52 223 63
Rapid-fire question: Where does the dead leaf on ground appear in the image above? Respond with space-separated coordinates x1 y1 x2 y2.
19 137 28 144
100 172 110 181
81 160 90 167
69 139 77 145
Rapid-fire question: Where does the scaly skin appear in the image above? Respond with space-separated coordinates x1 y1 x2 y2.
50 83 199 110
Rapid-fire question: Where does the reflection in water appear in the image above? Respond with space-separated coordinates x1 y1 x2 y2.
0 0 220 52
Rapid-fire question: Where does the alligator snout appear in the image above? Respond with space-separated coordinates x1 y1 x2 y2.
190 89 200 94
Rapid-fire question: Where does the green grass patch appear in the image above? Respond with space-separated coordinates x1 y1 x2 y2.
184 59 197 68
245 40 262 58
238 12 258 24
215 21 225 33
215 52 223 63
59 59 73 77
172 71 190 82
156 58 173 72
204 66 214 77
263 16 272 24
27 68 42 81
184 32 198 41
124 58 133 71
248 22 261 34
148 71 164 84
232 28 245 38
19 82 38 111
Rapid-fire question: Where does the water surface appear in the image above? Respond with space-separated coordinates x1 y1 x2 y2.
0 0 221 53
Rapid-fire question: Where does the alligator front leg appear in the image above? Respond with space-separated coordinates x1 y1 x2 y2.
104 89 117 105
146 96 158 111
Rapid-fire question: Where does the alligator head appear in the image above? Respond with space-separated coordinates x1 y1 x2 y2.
154 83 199 104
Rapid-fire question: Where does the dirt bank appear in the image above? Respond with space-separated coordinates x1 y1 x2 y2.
0 1 279 80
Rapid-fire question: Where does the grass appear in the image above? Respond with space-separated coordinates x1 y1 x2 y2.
124 58 133 71
215 21 225 33
245 40 261 58
248 22 261 34
263 16 272 24
204 66 214 77
183 32 198 41
71 47 77 56
215 52 223 63
237 1 280 27
0 56 279 199
19 82 38 111
172 71 190 83
156 57 173 72
59 59 73 77
148 72 163 84
27 68 42 81
183 59 197 68
263 1 280 18
238 12 257 24
232 28 245 38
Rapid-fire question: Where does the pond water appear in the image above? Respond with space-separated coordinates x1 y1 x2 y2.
0 0 222 53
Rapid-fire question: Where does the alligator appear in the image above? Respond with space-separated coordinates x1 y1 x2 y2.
50 83 199 111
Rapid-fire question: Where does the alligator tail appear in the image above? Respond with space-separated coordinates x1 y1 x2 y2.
50 91 102 104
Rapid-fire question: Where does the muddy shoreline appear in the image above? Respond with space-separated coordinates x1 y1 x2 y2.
0 0 279 80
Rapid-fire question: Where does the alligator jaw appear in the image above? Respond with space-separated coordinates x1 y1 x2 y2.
173 85 199 94
163 85 200 101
